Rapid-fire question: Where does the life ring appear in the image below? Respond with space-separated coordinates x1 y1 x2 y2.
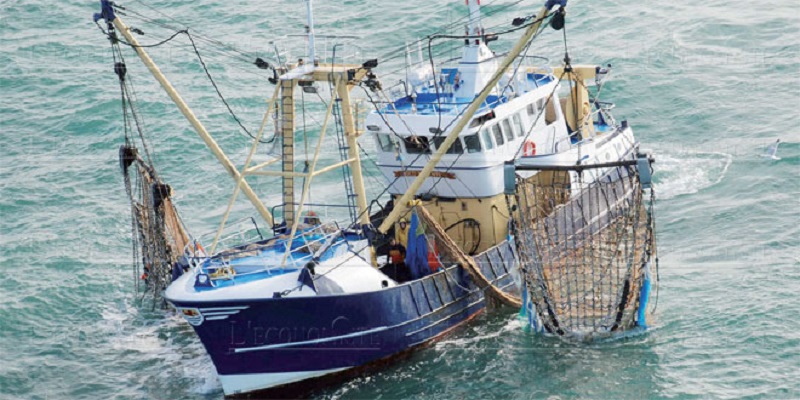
523 140 536 156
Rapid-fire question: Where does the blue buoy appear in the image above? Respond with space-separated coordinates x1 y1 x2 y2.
636 262 652 328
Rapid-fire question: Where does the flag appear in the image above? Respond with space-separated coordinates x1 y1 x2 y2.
406 210 430 280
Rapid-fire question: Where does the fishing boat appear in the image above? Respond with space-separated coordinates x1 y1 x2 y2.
93 0 657 395
363 0 659 339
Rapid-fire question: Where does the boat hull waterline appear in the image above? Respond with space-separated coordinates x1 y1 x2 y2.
167 244 518 395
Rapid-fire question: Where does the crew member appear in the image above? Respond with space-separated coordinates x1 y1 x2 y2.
396 218 409 248
381 238 410 283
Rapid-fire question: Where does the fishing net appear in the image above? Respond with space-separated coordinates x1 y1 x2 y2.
105 38 191 307
120 146 190 307
514 163 657 338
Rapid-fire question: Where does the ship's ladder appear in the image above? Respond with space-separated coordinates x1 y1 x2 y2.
332 95 359 222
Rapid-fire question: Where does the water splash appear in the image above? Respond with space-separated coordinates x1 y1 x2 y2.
97 304 222 396
654 151 733 200
434 314 522 349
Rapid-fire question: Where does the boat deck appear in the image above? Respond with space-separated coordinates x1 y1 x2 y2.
195 227 352 290
382 73 553 115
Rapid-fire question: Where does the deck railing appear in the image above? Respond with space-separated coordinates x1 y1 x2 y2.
198 221 345 279
197 216 264 255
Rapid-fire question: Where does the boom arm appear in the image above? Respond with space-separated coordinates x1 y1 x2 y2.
95 3 274 227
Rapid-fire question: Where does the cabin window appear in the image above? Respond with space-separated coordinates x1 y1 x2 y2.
403 136 430 154
502 119 514 141
464 134 482 153
513 113 526 137
432 136 464 154
537 98 547 114
376 133 395 152
481 128 494 150
527 102 537 116
492 124 504 146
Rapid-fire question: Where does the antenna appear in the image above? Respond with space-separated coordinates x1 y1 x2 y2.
405 42 412 94
305 0 316 65
466 0 483 45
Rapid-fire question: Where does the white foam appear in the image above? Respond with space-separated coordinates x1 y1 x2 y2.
162 313 222 394
654 151 732 200
186 351 221 395
98 303 222 394
435 315 520 349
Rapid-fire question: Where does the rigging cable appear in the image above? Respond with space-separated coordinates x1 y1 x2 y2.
378 4 550 80
108 41 158 171
185 31 277 144
126 0 258 63
98 19 278 145
374 0 529 68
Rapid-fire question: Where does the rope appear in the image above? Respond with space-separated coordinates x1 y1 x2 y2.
415 204 522 308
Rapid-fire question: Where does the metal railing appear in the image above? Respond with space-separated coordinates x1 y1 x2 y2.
197 216 264 255
269 202 356 231
200 221 345 279
378 54 553 117
270 36 366 70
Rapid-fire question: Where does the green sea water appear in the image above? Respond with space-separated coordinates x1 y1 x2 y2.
1 0 798 399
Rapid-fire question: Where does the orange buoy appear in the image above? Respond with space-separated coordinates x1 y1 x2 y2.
523 140 536 156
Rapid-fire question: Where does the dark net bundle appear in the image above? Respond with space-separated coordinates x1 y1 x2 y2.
120 146 190 308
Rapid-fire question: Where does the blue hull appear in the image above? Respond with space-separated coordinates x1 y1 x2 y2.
168 241 519 395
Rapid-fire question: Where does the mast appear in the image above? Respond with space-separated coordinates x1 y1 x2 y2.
274 66 372 265
378 1 562 234
404 42 411 95
280 78 341 266
338 82 370 226
306 0 316 66
466 0 483 44
281 79 297 225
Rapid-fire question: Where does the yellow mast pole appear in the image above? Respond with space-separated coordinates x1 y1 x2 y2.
280 78 298 225
110 16 275 227
339 81 375 266
338 83 370 227
280 78 342 267
377 5 552 234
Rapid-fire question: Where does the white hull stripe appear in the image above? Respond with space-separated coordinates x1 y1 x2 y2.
201 310 244 316
234 325 390 353
198 306 249 311
176 306 249 326
219 368 348 396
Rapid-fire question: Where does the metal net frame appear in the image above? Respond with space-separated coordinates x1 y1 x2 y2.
514 162 656 338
